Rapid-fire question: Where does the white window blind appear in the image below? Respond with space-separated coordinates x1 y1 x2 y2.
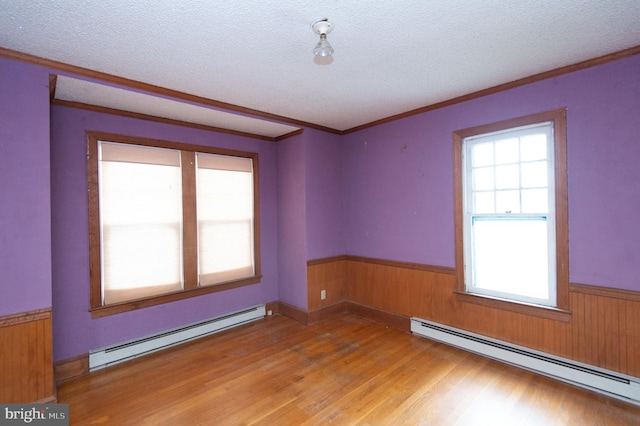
99 142 183 304
196 153 255 286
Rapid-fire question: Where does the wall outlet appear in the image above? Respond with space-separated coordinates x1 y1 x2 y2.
267 310 273 316
321 290 326 300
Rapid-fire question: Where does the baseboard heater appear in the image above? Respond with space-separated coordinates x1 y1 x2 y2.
89 304 266 371
411 318 640 406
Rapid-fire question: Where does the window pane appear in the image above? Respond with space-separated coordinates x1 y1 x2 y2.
198 221 254 284
521 161 547 188
472 218 549 299
520 134 547 161
472 142 494 167
522 188 548 213
102 225 182 303
472 167 494 191
495 164 519 189
197 153 254 287
494 138 519 164
101 162 182 224
99 144 183 305
473 191 495 214
198 169 253 220
495 190 520 213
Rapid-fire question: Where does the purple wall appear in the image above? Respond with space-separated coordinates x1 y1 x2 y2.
342 54 640 292
0 58 52 316
50 105 280 361
305 130 344 260
3 51 639 364
276 136 308 309
276 129 344 309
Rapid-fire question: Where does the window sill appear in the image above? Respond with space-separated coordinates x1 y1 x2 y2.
454 291 571 322
90 275 262 318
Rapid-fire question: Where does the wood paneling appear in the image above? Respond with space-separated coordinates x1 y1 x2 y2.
334 256 640 378
307 256 347 311
347 302 410 332
0 308 55 402
57 314 640 424
305 302 347 325
54 354 89 384
278 301 310 325
48 74 57 101
181 150 199 290
265 301 280 316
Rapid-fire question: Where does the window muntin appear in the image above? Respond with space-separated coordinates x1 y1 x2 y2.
461 120 560 307
88 132 260 316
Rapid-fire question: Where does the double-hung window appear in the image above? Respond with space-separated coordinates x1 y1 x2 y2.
88 132 260 317
453 110 569 317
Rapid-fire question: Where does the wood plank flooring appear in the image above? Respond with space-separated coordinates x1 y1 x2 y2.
57 313 640 425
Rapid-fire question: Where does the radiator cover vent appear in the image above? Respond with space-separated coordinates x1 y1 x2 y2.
411 318 640 406
90 304 265 370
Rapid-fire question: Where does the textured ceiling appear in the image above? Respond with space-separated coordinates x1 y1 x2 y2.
54 76 300 139
1 1 639 137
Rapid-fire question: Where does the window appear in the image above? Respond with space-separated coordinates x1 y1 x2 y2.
88 132 260 317
196 153 255 286
453 110 569 318
99 142 184 305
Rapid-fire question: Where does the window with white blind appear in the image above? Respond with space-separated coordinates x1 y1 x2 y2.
88 132 260 317
99 142 184 305
196 153 255 286
453 110 569 317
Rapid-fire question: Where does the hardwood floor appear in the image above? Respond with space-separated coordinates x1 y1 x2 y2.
57 313 640 425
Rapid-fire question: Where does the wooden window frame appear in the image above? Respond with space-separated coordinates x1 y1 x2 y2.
453 109 570 321
87 131 261 318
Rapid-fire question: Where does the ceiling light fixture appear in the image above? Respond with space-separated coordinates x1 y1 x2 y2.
312 19 334 57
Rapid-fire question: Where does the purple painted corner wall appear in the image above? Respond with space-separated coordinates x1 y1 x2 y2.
276 135 308 309
0 58 52 316
1 50 638 367
276 129 344 310
304 130 344 260
50 105 280 361
342 54 640 292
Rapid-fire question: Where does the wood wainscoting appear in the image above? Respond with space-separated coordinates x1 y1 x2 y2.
307 256 348 312
54 354 89 384
308 256 640 378
0 308 55 402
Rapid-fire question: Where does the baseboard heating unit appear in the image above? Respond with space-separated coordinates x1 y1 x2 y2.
411 318 640 406
90 304 266 371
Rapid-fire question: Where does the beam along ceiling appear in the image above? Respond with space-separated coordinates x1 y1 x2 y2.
1 1 639 139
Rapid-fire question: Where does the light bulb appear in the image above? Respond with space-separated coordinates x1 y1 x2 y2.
313 34 334 57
